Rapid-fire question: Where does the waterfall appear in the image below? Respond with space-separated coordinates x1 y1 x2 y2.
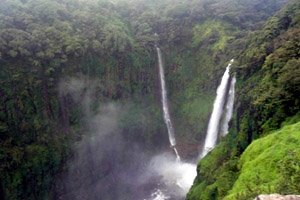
173 147 180 162
220 75 236 137
200 59 234 158
156 47 180 161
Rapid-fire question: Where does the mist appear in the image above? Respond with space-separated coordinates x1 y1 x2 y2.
54 77 196 200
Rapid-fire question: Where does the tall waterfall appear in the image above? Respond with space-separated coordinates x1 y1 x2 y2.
200 59 234 158
156 47 180 161
220 75 236 137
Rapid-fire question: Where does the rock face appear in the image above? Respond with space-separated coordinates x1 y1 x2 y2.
255 194 300 200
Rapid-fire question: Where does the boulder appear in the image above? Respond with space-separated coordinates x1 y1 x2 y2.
255 194 300 200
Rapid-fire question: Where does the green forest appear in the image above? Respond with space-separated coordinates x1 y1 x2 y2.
0 0 299 199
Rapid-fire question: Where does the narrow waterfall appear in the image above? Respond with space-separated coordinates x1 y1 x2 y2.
156 47 180 161
173 147 181 162
220 75 236 137
200 59 234 158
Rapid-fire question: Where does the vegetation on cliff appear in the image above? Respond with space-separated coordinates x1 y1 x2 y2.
0 0 299 199
187 1 300 199
225 120 300 199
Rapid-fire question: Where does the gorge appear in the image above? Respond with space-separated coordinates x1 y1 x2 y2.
0 0 299 200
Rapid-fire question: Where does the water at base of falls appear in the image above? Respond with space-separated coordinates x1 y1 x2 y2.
145 189 170 200
145 153 196 200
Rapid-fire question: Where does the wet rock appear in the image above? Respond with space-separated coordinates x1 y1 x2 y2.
255 194 300 200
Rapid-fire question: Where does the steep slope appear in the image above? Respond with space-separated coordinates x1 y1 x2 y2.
225 120 300 199
187 1 300 199
0 0 296 199
187 119 300 200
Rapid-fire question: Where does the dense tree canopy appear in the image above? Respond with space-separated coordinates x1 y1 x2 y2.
0 0 299 199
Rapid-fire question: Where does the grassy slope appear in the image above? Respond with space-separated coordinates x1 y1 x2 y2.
187 120 300 200
225 120 300 199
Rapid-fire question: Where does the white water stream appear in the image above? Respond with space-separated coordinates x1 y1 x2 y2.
220 75 236 137
150 49 236 200
156 47 180 161
200 59 234 158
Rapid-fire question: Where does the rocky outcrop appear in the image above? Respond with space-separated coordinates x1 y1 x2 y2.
255 194 300 200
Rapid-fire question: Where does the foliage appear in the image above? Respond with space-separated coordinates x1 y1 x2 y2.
225 121 300 200
0 0 298 199
187 1 300 199
187 134 239 200
192 20 235 51
188 118 300 200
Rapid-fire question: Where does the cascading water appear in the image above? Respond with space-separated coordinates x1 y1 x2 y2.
156 46 181 162
173 147 181 162
144 46 197 200
200 59 234 158
220 75 236 137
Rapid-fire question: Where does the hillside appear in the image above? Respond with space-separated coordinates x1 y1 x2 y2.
225 120 300 199
187 118 300 200
0 0 299 199
187 1 300 199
